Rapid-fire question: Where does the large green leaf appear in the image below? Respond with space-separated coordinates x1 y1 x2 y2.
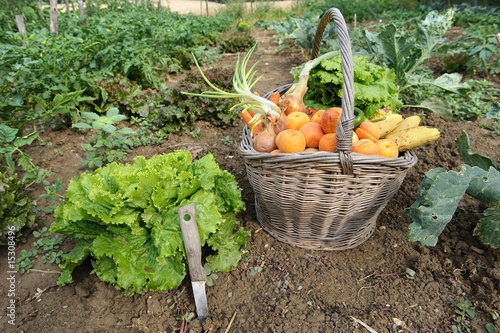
431 73 470 93
363 9 454 89
419 97 453 121
405 165 483 246
466 167 500 204
473 202 500 248
456 131 499 172
0 123 18 143
13 131 39 147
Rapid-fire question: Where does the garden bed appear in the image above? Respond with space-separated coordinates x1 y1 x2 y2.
1 17 499 333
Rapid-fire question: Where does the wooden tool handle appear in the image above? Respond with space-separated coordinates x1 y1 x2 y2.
178 203 207 282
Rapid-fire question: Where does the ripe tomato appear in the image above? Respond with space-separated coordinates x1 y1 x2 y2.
305 108 317 120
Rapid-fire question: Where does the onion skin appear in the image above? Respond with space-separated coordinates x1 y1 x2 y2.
279 95 307 116
273 112 287 136
253 124 277 153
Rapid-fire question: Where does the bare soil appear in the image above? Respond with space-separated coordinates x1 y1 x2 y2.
1 26 500 333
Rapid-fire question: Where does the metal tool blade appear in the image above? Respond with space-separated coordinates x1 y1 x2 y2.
192 281 208 323
178 203 208 324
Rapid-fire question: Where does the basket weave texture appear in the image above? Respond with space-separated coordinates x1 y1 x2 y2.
239 8 418 251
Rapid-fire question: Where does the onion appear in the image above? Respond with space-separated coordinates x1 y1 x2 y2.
278 85 307 116
273 112 287 136
278 87 307 116
278 51 340 116
253 123 277 153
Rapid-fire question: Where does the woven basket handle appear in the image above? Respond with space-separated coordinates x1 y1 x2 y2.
311 8 355 174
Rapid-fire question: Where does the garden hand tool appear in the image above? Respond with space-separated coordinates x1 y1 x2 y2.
178 203 208 324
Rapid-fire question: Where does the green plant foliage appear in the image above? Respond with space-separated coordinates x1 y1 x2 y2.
16 250 37 274
73 107 135 168
0 5 232 133
292 53 402 119
50 150 249 294
450 300 481 333
453 4 500 28
1 88 91 136
94 75 156 116
0 123 53 184
456 131 499 171
405 131 500 248
408 78 498 122
439 26 500 77
40 178 63 213
15 226 65 273
260 11 333 51
0 123 38 174
0 170 38 246
363 9 455 90
151 67 239 134
220 31 257 53
307 0 399 23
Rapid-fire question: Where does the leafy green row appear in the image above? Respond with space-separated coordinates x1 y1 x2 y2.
0 5 231 131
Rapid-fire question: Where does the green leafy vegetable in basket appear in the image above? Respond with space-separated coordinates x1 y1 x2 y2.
405 131 500 248
184 43 341 152
51 150 249 294
291 53 403 120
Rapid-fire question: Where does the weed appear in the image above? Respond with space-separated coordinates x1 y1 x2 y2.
446 300 483 333
222 135 233 146
304 252 332 267
16 250 37 274
39 179 63 213
15 227 64 274
204 263 219 287
190 128 202 139
53 149 63 158
167 288 195 333
73 108 135 168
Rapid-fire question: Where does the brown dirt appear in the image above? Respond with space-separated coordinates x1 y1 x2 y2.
1 27 500 333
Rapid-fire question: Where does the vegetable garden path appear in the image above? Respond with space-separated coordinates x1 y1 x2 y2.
1 20 500 333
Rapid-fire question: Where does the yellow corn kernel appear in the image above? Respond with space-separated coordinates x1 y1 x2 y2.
370 106 391 120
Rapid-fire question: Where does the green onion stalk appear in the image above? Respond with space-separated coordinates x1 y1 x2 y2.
184 44 281 134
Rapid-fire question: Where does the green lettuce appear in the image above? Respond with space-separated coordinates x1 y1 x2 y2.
51 150 249 294
292 53 402 119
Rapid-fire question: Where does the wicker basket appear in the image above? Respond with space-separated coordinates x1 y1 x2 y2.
239 8 418 251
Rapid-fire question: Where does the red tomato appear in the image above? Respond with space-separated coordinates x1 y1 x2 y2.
305 108 317 120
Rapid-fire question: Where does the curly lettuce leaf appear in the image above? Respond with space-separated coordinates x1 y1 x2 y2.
206 212 251 272
299 54 402 119
91 225 185 293
57 238 93 286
